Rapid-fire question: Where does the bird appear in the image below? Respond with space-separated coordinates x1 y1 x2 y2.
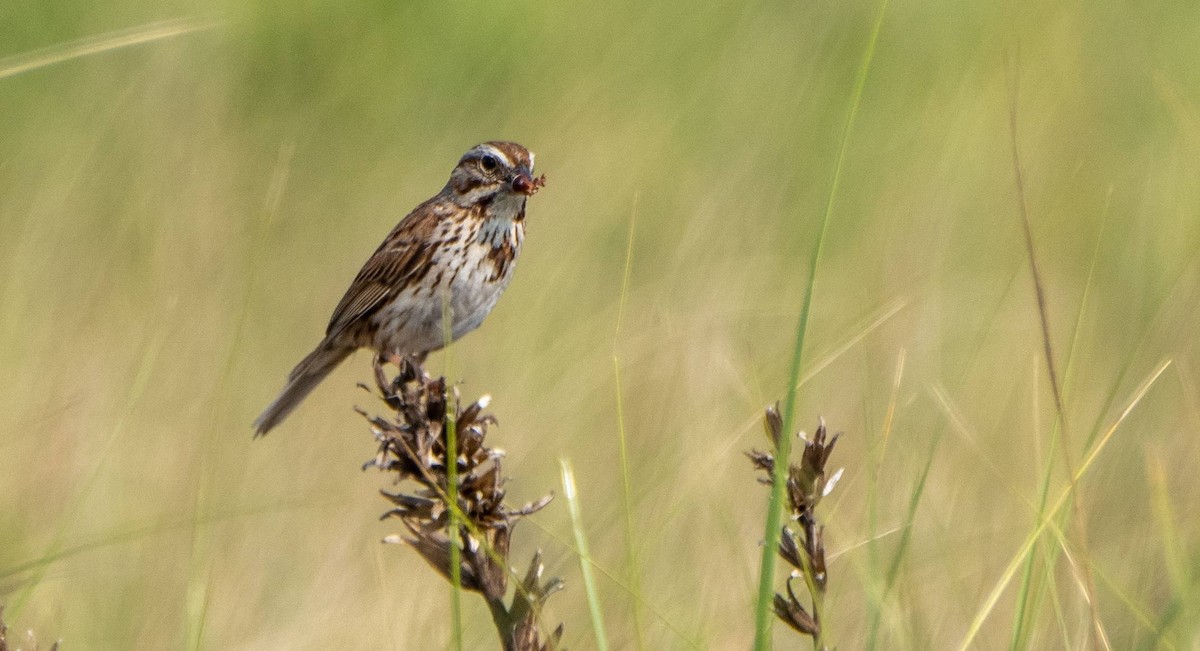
253 141 544 436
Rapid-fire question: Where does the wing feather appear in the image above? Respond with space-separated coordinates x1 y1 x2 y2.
324 202 442 339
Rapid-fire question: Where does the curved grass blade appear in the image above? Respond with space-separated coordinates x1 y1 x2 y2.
754 0 890 646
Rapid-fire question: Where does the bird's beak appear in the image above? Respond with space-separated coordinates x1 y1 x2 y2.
510 167 546 196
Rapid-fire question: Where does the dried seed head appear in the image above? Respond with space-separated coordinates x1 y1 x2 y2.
747 406 843 646
363 357 561 649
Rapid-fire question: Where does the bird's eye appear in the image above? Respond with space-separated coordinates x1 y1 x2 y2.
480 155 499 172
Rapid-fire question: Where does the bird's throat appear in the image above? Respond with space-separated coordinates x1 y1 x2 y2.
470 187 520 241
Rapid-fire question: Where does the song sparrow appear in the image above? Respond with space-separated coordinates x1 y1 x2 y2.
253 141 545 436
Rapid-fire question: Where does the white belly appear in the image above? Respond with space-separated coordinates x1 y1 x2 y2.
368 214 522 355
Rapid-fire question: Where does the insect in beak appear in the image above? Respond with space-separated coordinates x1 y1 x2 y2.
510 170 546 195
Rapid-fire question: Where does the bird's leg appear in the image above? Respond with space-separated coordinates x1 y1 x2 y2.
403 352 429 380
372 354 398 398
379 351 429 382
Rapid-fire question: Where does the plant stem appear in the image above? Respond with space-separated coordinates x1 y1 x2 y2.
752 1 888 647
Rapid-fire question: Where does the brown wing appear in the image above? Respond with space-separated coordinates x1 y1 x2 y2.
325 200 442 340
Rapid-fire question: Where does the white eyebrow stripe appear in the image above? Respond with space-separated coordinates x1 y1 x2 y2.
479 144 512 167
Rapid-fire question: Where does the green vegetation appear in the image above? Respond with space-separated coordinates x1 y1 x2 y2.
2 1 1198 648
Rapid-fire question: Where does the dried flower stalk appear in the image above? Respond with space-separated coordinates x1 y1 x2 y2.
748 404 843 650
361 357 563 651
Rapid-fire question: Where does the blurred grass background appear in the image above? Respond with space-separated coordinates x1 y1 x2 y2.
2 0 1199 648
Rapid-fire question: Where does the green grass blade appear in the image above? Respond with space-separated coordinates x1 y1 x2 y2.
521 515 702 649
445 391 463 651
958 359 1171 650
873 420 941 647
753 0 889 647
1145 453 1188 648
0 18 217 80
613 199 645 649
185 142 294 650
440 295 463 651
1008 189 1111 651
561 459 610 651
865 349 905 649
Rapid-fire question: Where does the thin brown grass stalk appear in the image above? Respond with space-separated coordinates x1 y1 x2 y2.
748 405 843 650
360 358 563 651
1006 56 1108 650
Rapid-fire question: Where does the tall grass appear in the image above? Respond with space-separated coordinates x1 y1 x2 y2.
561 460 610 651
2 0 1199 647
755 0 888 646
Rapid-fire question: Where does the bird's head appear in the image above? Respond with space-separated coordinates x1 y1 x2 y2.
446 141 545 208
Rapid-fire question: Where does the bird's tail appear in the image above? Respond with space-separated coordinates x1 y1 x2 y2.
253 341 352 437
